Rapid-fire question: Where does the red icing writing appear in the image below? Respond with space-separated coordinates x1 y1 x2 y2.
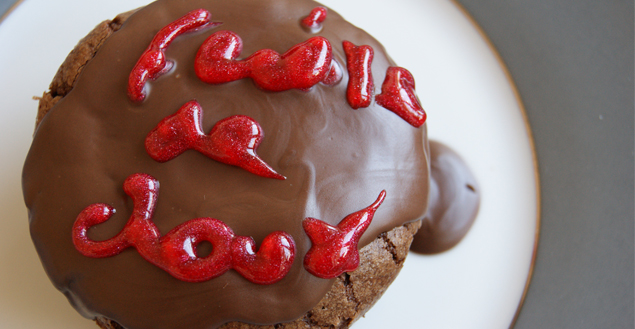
145 100 285 180
301 6 328 31
194 30 334 91
302 191 386 279
343 41 374 109
72 173 296 284
128 9 221 102
376 67 427 127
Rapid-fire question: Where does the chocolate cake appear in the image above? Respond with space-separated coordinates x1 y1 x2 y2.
23 0 479 328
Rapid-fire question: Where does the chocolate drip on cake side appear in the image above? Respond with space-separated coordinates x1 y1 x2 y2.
410 141 480 254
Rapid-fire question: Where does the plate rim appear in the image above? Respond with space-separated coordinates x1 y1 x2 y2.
0 0 23 26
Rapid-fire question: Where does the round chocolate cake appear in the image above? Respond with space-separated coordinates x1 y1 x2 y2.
23 0 479 328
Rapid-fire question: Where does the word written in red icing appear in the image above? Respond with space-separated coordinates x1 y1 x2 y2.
128 9 221 102
146 100 285 180
376 67 427 127
343 41 374 109
72 173 295 284
195 30 334 91
303 190 386 279
301 6 328 32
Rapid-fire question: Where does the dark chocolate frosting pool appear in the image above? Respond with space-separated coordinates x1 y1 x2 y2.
23 0 433 328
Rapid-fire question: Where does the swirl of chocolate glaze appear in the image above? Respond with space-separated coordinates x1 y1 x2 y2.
23 0 430 328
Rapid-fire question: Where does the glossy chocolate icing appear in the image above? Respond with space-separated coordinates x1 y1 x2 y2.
410 141 480 254
23 0 431 328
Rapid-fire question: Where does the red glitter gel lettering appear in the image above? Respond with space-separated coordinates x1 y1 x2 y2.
195 30 333 91
72 173 296 284
145 100 285 180
232 233 296 285
301 6 328 32
159 217 234 282
303 190 386 279
376 67 427 127
343 41 374 109
128 9 221 102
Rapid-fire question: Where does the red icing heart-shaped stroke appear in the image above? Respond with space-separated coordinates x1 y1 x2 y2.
145 100 285 180
128 9 221 102
302 190 386 279
194 30 335 91
343 40 374 109
376 67 427 127
72 173 296 284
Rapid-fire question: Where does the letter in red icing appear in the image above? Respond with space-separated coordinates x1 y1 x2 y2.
195 30 333 91
343 41 374 109
128 9 221 102
376 67 427 127
145 100 285 180
232 233 296 285
303 191 386 279
301 6 328 32
72 173 295 284
73 174 160 258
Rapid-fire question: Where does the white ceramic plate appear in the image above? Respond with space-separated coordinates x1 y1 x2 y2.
0 0 537 328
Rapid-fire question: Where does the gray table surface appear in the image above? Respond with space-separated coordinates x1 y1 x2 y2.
1 0 633 328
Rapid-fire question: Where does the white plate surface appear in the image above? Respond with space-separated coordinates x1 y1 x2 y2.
0 0 537 328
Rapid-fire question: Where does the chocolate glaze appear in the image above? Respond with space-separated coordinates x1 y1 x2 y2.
23 0 431 328
410 141 480 254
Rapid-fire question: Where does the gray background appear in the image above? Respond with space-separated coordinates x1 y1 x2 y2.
2 0 633 327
